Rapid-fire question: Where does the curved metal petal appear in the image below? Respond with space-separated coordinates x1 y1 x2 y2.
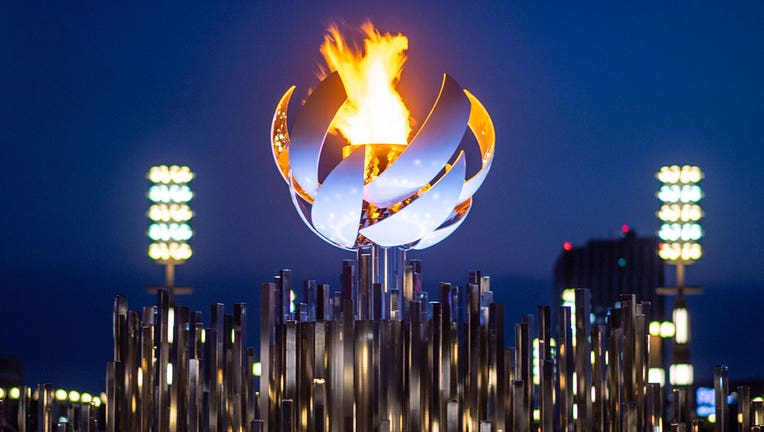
289 190 325 243
289 72 347 201
360 151 466 247
364 74 470 208
310 146 365 249
458 89 496 202
271 85 296 184
412 199 472 250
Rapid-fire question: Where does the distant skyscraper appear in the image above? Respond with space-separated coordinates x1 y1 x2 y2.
553 227 666 320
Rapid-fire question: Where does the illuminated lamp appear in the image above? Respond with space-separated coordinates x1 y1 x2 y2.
648 321 661 336
55 389 67 401
147 165 194 297
656 165 704 265
669 363 694 386
659 321 675 339
673 303 689 344
68 390 80 402
648 367 665 387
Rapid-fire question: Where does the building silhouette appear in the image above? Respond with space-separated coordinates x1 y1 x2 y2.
553 227 665 320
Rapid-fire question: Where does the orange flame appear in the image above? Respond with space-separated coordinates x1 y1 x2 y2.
320 22 413 145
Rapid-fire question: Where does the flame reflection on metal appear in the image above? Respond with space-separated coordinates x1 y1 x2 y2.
270 72 495 250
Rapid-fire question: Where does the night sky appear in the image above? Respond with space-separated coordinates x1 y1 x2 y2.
2 2 762 393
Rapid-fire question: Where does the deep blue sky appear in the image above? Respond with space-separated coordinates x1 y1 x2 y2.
2 2 762 392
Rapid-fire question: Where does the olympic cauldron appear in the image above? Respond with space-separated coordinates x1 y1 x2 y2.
270 72 495 251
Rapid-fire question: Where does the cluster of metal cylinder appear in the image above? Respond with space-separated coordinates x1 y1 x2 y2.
259 256 650 431
107 290 257 431
255 252 762 432
98 252 764 431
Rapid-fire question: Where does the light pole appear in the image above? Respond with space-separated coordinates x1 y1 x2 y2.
655 164 704 421
147 165 194 299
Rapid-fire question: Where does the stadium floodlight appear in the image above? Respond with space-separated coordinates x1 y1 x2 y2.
656 165 704 389
656 165 704 263
147 165 194 297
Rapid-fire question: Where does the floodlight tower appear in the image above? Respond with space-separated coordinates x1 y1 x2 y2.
147 165 194 299
655 165 704 404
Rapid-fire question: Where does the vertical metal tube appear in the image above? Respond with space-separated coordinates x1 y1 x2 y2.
515 319 532 432
359 253 371 320
621 402 637 432
446 399 459 432
538 305 552 432
430 302 442 432
752 400 764 426
714 365 729 432
467 284 481 431
354 320 373 432
260 282 276 430
646 383 663 432
342 300 355 430
574 289 592 432
634 313 647 432
558 306 574 432
592 324 606 432
490 302 505 432
738 386 750 432
17 386 28 432
39 384 54 432
607 312 623 432
673 388 686 425
541 360 554 432
408 301 422 431
512 380 528 432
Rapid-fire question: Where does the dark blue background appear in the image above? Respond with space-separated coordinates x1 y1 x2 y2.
2 1 762 394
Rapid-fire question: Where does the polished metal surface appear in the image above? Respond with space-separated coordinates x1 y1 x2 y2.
270 73 495 250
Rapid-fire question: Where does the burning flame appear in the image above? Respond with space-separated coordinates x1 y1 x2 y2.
320 22 413 145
